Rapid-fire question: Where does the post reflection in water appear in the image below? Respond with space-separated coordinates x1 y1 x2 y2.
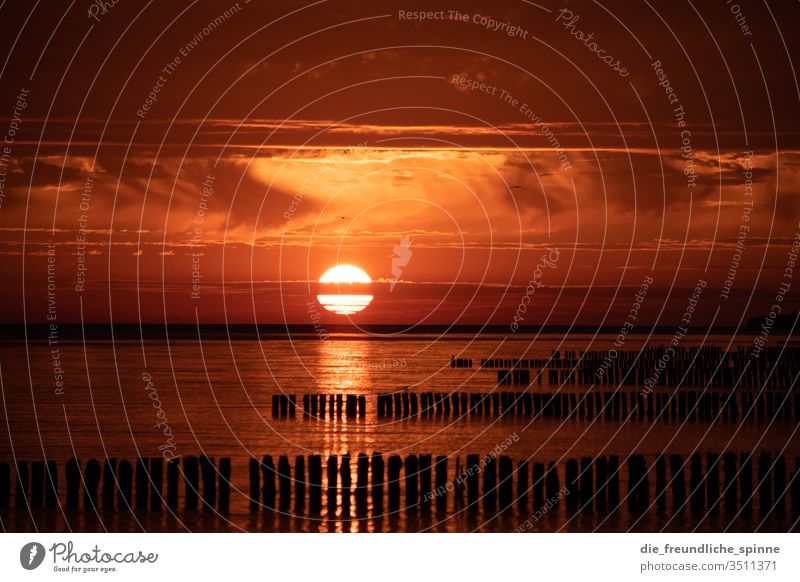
316 339 378 532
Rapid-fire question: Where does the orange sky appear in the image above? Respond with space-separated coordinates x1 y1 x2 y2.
0 0 798 327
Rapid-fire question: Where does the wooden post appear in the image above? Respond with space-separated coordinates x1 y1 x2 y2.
723 452 737 514
309 455 322 513
326 455 338 513
498 455 513 511
356 453 368 514
565 459 579 511
655 455 666 512
262 455 276 511
773 454 786 516
150 458 163 511
689 453 704 514
607 456 620 510
278 455 291 511
517 460 529 512
184 457 200 510
101 459 117 509
740 453 753 513
419 455 432 510
294 456 305 513
757 452 772 516
669 455 686 512
371 453 384 513
706 453 720 514
533 462 545 510
15 461 29 508
45 461 58 508
117 459 133 510
166 458 179 510
0 462 10 508
249 458 260 511
388 455 402 511
66 459 80 509
219 458 231 512
545 461 559 506
595 457 607 512
29 461 44 508
466 454 479 508
135 457 149 511
83 459 101 509
580 457 593 511
201 456 217 511
435 456 448 511
340 453 351 512
404 455 419 510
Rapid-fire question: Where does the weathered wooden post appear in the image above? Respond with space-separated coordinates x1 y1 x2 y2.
262 455 276 511
278 455 291 511
419 455 432 511
30 461 44 508
135 457 149 511
16 461 29 508
150 458 163 511
219 458 231 512
405 455 419 510
200 456 216 511
435 455 448 511
0 461 9 508
669 455 686 511
183 457 199 510
249 458 260 511
371 453 384 513
326 455 338 513
45 461 58 508
167 458 179 510
66 459 81 509
722 452 737 514
498 455 513 511
294 456 305 513
309 455 322 513
83 459 102 509
388 455 402 511
117 459 133 510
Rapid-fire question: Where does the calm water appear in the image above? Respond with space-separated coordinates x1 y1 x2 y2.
1 333 797 532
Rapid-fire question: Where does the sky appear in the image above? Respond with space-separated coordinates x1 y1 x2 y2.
0 0 798 327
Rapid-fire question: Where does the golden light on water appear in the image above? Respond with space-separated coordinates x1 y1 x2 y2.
317 265 374 315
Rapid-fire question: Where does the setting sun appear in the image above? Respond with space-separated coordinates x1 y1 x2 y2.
316 264 374 315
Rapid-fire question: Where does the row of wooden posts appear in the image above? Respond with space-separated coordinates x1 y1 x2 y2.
267 390 800 422
0 457 231 512
3 451 799 520
459 345 799 390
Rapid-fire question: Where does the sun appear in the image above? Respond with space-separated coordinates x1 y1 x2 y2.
316 264 374 315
